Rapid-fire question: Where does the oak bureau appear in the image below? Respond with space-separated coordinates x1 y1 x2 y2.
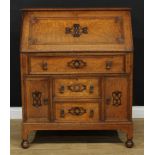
20 8 134 148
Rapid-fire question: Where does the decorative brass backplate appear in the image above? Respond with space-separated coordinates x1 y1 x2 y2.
65 24 88 37
32 91 42 108
68 59 86 69
112 91 122 106
68 83 86 92
68 107 86 116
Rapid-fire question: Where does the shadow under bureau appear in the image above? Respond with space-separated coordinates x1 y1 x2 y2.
20 8 134 148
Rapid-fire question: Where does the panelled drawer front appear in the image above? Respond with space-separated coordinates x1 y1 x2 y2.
21 10 133 52
29 55 125 74
54 78 100 99
55 102 99 122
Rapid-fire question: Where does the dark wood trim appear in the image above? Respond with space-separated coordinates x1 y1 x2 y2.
21 8 132 12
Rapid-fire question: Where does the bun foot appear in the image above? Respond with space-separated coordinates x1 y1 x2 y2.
125 139 134 148
21 140 29 149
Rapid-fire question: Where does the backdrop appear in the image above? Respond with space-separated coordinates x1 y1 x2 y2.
10 0 144 107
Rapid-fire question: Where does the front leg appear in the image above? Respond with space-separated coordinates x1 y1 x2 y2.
21 125 30 149
125 126 134 148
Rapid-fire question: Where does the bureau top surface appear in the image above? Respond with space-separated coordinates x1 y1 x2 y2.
20 8 133 52
21 8 131 11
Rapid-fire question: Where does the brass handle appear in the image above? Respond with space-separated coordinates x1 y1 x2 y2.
59 85 65 94
105 61 112 70
89 110 94 118
89 85 94 93
68 107 86 116
65 24 88 37
42 62 48 71
68 83 86 92
106 97 111 105
43 98 48 105
60 109 65 118
68 59 86 69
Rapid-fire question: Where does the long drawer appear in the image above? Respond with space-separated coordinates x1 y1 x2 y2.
29 55 125 74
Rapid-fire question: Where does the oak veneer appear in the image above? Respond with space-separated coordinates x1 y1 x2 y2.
20 8 134 148
29 55 125 74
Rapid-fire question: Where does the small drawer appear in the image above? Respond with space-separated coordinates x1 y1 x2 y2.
29 55 125 74
54 78 100 99
54 102 99 122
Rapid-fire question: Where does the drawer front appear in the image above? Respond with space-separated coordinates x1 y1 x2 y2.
54 78 100 99
21 10 133 52
29 55 125 74
55 102 99 122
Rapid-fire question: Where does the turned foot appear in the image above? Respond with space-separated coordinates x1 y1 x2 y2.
125 139 134 148
21 140 29 149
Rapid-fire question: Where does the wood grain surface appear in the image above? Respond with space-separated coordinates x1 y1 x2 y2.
20 10 133 52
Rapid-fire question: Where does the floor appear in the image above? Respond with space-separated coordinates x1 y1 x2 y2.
10 119 144 155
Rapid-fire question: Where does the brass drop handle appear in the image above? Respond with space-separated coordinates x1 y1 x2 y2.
42 61 48 71
59 85 65 94
89 85 94 93
60 109 65 118
89 110 94 118
43 98 49 105
68 59 86 69
106 97 111 105
68 84 86 92
73 61 80 68
105 61 112 70
68 107 86 116
65 24 88 37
